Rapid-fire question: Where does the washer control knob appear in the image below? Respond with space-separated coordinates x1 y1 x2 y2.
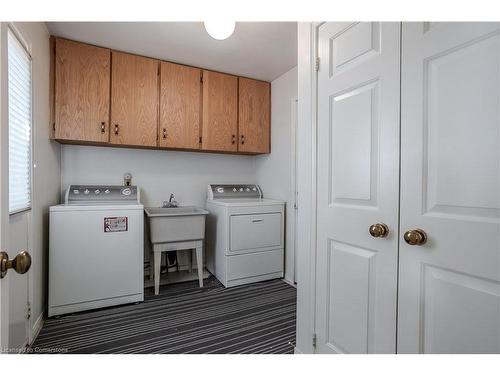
104 189 110 194
83 189 90 195
94 189 101 194
73 189 80 195
122 188 131 196
233 188 237 192
239 188 244 192
252 187 257 191
246 188 250 192
217 187 224 193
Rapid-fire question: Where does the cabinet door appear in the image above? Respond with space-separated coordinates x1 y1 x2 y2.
160 62 201 149
201 70 238 152
110 52 158 147
55 38 110 142
238 78 270 153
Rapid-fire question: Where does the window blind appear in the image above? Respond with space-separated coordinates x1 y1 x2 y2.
8 29 32 214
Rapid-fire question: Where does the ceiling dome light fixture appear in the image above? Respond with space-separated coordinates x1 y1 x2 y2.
204 21 235 40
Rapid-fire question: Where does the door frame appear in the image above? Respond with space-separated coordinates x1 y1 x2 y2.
295 21 321 354
0 21 10 351
288 96 298 284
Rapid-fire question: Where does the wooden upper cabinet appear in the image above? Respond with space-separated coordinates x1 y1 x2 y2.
110 52 158 147
51 38 272 155
54 38 110 143
160 62 201 149
238 77 271 154
201 70 238 152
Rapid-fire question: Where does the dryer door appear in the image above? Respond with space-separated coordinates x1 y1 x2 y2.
229 213 283 253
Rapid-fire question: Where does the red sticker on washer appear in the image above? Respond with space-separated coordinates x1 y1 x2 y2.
104 217 128 232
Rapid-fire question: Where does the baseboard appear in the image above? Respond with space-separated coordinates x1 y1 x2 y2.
282 278 297 288
15 340 29 353
294 347 303 354
29 312 45 346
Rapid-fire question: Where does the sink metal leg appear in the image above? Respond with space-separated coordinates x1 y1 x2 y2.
149 252 154 280
195 246 203 288
189 249 194 273
154 251 162 295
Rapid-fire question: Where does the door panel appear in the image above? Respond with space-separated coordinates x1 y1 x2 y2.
316 22 401 353
329 22 381 75
8 214 29 349
160 62 201 149
326 241 377 353
110 51 158 147
55 38 110 142
421 265 500 353
330 81 378 204
398 22 500 353
201 70 238 152
238 78 270 153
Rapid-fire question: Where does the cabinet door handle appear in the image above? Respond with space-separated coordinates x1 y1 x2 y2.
251 218 263 223
163 128 167 139
241 135 245 145
114 124 119 135
232 134 236 144
100 122 106 133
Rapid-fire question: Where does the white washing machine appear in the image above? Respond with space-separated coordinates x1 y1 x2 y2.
206 184 285 287
49 185 144 317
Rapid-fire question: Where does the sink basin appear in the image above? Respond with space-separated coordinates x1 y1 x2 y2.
144 206 208 244
145 206 208 217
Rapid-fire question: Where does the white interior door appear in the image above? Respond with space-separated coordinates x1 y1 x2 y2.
398 22 500 353
0 22 32 352
315 22 401 353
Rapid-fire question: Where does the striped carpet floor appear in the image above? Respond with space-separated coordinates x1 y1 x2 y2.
32 277 296 354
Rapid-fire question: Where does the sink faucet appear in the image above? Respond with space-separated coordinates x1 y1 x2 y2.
162 193 178 208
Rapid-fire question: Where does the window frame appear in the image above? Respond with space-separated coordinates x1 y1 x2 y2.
7 25 33 216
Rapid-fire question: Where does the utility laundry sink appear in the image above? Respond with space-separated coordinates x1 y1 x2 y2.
144 206 209 244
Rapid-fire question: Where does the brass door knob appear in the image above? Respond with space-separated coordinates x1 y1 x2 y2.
403 229 427 246
0 250 32 279
369 223 389 238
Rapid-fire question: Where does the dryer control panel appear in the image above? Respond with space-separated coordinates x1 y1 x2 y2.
66 185 140 204
207 184 262 200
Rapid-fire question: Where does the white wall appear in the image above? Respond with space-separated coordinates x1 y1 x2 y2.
254 66 297 283
61 145 255 207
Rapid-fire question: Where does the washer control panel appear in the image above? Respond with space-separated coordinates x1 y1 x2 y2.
207 184 262 200
66 185 139 204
